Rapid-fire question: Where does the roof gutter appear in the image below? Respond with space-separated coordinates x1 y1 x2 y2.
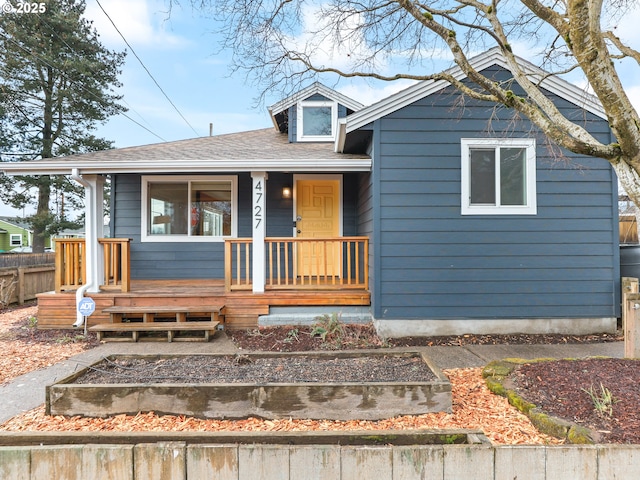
0 158 372 175
335 118 347 153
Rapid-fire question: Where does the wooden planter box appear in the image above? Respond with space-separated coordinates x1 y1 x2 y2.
46 352 452 420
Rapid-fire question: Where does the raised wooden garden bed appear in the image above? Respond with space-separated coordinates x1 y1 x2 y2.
46 352 452 421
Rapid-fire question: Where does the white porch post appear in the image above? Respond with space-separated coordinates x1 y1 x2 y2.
251 171 267 293
81 174 104 293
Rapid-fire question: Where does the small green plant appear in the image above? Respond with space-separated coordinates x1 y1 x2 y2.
55 334 87 344
311 312 343 341
246 328 272 338
283 328 299 343
310 312 344 347
582 383 617 418
27 316 38 329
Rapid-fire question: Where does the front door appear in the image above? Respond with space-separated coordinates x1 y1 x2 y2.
295 179 340 278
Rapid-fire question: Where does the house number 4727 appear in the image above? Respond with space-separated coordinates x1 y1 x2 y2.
254 180 263 229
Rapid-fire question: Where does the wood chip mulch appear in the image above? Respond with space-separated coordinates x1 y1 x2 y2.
0 305 97 386
0 366 560 445
0 306 560 445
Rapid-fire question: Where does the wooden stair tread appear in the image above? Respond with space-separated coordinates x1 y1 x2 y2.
89 321 220 343
103 305 224 313
90 321 219 331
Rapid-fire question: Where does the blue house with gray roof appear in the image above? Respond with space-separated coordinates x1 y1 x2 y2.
1 49 620 335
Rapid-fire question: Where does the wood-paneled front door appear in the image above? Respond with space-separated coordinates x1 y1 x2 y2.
295 179 341 278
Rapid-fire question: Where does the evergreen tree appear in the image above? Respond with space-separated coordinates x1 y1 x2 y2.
0 0 125 251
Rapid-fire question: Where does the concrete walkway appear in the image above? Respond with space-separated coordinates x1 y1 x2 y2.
0 332 624 425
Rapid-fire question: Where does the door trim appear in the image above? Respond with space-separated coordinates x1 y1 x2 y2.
292 174 343 237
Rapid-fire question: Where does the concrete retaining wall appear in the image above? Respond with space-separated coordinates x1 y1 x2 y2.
1 442 640 479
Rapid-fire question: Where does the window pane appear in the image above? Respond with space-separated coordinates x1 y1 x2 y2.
149 183 188 235
470 149 496 204
191 182 232 236
500 148 526 205
302 106 332 136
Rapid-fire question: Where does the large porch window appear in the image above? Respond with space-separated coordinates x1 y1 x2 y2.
142 175 237 242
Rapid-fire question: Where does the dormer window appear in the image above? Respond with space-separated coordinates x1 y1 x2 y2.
297 100 337 142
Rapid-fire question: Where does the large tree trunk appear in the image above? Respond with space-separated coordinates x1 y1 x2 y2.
32 181 51 253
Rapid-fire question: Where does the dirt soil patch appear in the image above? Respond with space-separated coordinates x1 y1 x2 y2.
508 358 640 444
74 354 437 384
229 324 622 352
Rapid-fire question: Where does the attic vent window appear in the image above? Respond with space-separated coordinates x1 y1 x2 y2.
461 138 537 215
297 100 337 142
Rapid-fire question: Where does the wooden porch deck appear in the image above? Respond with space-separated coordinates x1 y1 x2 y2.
36 279 371 330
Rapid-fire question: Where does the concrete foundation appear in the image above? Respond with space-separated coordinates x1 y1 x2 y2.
259 306 372 326
374 317 618 338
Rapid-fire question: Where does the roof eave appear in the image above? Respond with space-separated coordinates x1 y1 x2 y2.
269 82 365 116
1 158 372 175
345 48 606 133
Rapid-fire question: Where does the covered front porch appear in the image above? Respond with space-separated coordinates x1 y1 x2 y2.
37 236 370 329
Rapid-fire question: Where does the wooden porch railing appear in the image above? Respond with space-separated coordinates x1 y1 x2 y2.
54 238 131 293
54 239 85 292
225 237 369 292
100 238 131 292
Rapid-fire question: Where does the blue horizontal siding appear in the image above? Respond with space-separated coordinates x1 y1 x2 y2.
112 172 360 280
371 70 618 321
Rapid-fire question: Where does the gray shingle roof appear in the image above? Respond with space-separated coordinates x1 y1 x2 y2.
1 128 371 175
57 128 368 162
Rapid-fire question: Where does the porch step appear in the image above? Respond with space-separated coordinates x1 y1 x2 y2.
89 321 220 343
102 305 225 324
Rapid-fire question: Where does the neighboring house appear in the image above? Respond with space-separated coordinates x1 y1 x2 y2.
0 49 620 336
0 217 32 252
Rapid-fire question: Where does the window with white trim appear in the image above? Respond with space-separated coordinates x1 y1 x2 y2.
10 234 22 246
461 138 537 215
296 100 337 142
142 176 237 242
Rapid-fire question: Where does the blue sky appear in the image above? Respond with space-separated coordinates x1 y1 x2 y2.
82 0 414 148
2 0 413 216
84 0 274 147
2 0 640 217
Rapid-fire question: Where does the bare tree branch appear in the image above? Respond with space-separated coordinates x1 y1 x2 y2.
187 0 640 205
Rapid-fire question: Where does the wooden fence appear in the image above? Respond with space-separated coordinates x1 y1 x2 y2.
1 440 639 479
0 253 55 269
0 264 55 306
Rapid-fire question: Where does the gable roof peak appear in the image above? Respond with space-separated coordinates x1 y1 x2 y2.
268 82 365 132
341 48 605 139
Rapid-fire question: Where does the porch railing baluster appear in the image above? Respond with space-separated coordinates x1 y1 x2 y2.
54 238 130 293
224 237 369 292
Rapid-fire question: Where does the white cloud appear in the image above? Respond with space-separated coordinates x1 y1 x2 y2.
606 9 640 49
625 84 640 115
84 0 188 49
337 79 417 107
284 4 383 74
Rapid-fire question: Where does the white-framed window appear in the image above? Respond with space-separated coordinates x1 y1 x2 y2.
296 100 337 142
461 138 537 215
141 175 237 242
10 234 22 246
